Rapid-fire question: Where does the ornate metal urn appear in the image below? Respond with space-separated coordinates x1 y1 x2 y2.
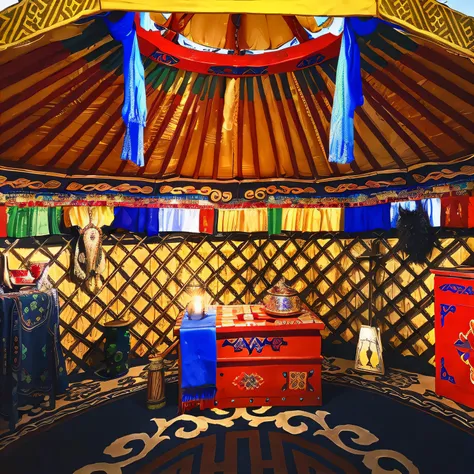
263 278 302 316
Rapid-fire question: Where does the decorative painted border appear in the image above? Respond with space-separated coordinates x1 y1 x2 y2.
440 304 456 327
232 372 264 390
160 185 232 203
379 0 474 58
454 321 474 385
0 0 100 50
281 369 314 392
137 19 341 77
2 152 474 203
439 284 474 296
440 357 456 384
413 166 474 184
222 337 287 355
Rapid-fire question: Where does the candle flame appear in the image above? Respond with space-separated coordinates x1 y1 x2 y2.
192 296 203 315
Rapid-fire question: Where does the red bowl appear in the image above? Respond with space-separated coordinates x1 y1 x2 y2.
9 269 29 278
29 262 47 279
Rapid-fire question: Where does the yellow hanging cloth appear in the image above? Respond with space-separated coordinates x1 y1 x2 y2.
282 208 343 232
218 209 268 232
64 207 115 228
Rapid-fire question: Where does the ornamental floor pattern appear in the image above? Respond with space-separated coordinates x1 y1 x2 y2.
0 356 473 452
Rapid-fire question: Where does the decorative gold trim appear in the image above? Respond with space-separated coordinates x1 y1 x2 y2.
66 182 154 194
244 185 316 201
0 0 100 51
379 0 474 58
159 185 232 203
324 177 406 194
412 165 474 184
0 175 61 190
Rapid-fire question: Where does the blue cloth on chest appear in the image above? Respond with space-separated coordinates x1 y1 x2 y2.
344 204 391 232
180 307 217 402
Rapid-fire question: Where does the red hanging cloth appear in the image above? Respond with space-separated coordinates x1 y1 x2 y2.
0 206 7 237
441 196 469 228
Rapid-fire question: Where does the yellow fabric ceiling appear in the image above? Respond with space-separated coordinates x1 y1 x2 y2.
0 18 473 183
109 0 376 15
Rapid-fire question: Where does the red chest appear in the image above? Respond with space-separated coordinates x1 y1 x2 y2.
176 305 324 413
432 269 474 409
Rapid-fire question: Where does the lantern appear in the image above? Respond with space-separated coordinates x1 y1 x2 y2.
185 284 207 320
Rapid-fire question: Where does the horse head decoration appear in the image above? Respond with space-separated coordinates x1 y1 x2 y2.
73 208 106 294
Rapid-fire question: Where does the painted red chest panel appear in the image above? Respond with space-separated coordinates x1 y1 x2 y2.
175 305 324 413
432 269 474 409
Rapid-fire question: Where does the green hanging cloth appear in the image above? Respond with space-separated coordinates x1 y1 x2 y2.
268 208 282 235
48 207 62 235
30 207 49 236
7 207 31 238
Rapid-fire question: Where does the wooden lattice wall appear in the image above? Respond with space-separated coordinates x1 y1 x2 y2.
1 231 473 374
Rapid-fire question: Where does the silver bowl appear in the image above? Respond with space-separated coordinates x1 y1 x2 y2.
263 279 302 316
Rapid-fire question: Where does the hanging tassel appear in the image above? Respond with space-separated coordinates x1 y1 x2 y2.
396 206 437 264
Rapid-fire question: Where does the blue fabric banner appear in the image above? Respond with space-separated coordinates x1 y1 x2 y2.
105 12 147 167
344 203 391 232
329 18 378 164
180 308 217 402
113 207 159 235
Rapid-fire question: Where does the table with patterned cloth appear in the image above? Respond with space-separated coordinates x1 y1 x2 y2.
174 305 325 413
0 289 68 430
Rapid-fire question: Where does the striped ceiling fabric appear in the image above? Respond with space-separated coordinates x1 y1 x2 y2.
0 17 473 186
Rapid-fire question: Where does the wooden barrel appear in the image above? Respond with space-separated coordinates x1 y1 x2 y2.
147 355 166 410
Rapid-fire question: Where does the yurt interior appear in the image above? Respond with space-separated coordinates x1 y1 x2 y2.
0 1 473 473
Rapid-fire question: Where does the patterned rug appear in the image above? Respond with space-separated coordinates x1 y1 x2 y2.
0 357 473 473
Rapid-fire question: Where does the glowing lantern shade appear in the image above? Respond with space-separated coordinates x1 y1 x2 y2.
186 284 207 320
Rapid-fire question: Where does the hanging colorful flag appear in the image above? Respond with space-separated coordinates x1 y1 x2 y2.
441 196 469 228
344 204 391 232
268 208 283 235
0 206 7 238
199 209 215 234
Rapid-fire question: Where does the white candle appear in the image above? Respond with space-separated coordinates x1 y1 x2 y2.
193 296 203 316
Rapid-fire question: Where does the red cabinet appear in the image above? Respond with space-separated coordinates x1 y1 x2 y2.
432 269 474 409
175 305 324 413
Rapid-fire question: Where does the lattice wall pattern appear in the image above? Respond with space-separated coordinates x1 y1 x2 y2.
1 231 473 373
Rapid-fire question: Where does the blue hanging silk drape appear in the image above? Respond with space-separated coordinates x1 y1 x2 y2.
105 12 147 167
329 18 378 164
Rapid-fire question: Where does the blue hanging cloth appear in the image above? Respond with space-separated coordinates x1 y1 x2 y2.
329 18 377 164
344 204 391 232
105 12 147 167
